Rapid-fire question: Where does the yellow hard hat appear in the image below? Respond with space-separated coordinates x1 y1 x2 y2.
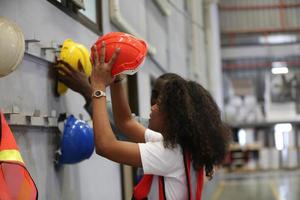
57 39 92 95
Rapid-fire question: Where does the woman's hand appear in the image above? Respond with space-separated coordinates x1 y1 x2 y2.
91 42 120 90
54 60 92 103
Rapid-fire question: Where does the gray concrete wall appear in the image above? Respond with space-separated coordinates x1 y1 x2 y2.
0 0 121 199
0 0 212 199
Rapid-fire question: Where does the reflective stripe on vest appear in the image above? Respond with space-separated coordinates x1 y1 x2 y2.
0 112 38 200
0 149 24 163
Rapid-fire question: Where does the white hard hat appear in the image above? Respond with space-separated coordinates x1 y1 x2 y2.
0 17 25 77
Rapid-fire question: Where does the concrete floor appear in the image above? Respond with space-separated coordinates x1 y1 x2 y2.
203 169 300 200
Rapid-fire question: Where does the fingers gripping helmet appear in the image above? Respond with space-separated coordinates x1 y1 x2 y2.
0 17 25 77
55 114 94 165
91 32 148 76
57 39 92 95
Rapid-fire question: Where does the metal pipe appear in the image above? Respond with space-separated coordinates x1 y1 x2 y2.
221 28 300 35
223 60 300 70
219 3 300 11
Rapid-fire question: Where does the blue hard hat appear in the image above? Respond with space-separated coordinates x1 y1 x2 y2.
58 115 94 164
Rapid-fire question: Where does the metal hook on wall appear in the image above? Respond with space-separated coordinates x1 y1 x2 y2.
25 39 40 52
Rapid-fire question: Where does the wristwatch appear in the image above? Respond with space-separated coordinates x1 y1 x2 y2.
92 90 106 98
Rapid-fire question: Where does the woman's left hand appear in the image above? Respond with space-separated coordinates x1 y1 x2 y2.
91 42 120 89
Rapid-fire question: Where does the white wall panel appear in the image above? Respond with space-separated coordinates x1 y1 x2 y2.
119 0 147 38
168 0 188 77
145 0 169 70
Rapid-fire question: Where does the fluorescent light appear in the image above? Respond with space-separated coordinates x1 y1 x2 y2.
271 62 289 74
275 131 284 150
259 35 297 44
274 123 292 150
271 67 289 74
238 129 246 146
275 123 292 132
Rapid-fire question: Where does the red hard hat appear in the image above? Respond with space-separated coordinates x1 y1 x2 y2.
91 32 148 76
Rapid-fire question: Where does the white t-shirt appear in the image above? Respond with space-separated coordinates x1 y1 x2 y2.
139 129 197 200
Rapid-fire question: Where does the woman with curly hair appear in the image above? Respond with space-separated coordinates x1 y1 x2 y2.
91 43 231 199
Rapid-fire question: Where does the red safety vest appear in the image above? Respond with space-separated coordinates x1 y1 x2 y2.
132 151 204 200
0 112 38 200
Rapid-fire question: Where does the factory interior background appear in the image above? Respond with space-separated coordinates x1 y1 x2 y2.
1 0 300 199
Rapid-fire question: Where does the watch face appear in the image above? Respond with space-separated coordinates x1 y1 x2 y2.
95 90 101 97
93 90 106 98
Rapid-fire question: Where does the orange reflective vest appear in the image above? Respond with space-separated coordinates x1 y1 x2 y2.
132 151 204 200
0 112 38 200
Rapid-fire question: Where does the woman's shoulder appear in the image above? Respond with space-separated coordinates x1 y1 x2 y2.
139 140 183 177
145 128 163 142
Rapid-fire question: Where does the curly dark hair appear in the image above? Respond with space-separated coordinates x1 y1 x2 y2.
156 74 231 179
151 73 182 106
